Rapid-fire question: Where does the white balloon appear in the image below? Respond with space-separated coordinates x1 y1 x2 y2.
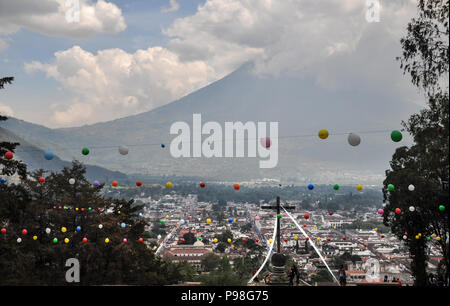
17 238 22 243
118 146 129 155
348 133 361 146
69 178 75 185
45 228 51 234
157 235 162 240
382 203 386 208
409 206 415 212
403 235 407 240
98 224 103 229
408 184 415 191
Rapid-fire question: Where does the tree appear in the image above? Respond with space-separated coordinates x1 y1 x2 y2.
384 0 449 286
198 256 244 286
201 253 221 272
181 232 196 245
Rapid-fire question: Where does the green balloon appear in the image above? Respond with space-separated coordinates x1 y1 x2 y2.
388 184 395 191
277 214 282 219
81 148 90 155
427 237 431 241
439 205 445 211
53 238 58 244
161 220 165 225
391 130 403 142
333 184 339 190
198 237 202 241
389 231 392 235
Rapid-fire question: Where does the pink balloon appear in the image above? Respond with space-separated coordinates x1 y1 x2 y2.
378 209 384 215
260 137 271 148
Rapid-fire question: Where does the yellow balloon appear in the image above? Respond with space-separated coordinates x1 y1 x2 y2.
294 235 298 241
206 218 212 224
105 238 110 244
233 218 236 222
374 228 378 231
61 227 67 233
418 233 422 237
314 225 317 229
75 208 79 211
213 238 218 243
357 184 363 191
318 129 329 140
64 238 69 243
166 215 169 219
166 182 173 188
227 238 232 243
118 211 121 214
317 238 321 242
436 236 441 241
333 226 337 229
269 239 273 244
33 235 38 240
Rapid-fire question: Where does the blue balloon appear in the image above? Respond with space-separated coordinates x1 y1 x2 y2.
228 218 233 223
76 226 81 231
0 178 6 184
161 144 165 148
308 184 314 190
121 223 126 228
44 150 54 160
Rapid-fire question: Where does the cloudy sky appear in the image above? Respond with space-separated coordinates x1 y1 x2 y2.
0 0 422 128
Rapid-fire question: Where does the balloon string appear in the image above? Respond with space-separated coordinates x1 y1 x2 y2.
11 128 400 153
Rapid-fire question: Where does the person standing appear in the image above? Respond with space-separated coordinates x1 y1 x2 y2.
338 265 347 286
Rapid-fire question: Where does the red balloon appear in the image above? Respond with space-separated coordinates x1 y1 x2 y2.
112 181 118 187
1 228 6 234
304 213 310 220
181 238 185 243
395 208 401 214
283 238 288 242
38 177 45 183
329 211 333 216
58 206 62 210
22 229 27 235
404 232 408 236
303 224 307 227
136 181 142 187
138 238 143 243
342 236 346 241
200 182 206 188
81 208 85 212
4 151 13 160
234 184 240 190
255 238 259 242
260 137 271 148
53 206 56 209
381 234 385 238
327 238 331 242
305 237 309 241
187 216 191 220
82 237 88 243
98 207 101 211
242 238 246 242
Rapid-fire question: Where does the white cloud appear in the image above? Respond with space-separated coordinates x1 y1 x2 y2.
0 104 14 117
0 0 126 38
162 0 180 13
25 45 216 126
23 0 421 126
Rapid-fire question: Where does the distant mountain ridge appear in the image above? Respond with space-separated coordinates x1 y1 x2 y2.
0 126 128 182
1 64 421 184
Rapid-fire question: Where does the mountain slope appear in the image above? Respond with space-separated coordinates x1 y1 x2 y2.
2 64 421 184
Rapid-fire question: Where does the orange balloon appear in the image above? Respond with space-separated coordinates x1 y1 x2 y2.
112 181 118 187
234 184 240 190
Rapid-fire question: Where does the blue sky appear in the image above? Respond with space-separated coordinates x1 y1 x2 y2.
0 0 422 128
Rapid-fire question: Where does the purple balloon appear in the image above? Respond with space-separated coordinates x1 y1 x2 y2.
93 180 100 187
260 137 271 148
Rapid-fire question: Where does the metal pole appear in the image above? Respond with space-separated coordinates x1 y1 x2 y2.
277 196 281 254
